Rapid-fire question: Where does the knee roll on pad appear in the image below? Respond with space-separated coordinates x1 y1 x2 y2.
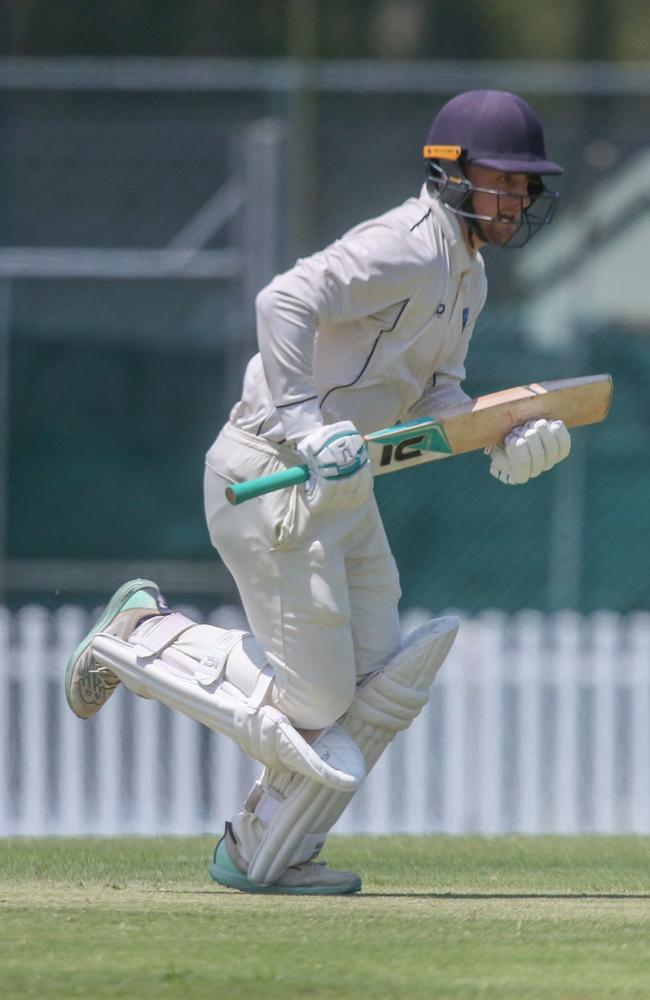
233 615 460 885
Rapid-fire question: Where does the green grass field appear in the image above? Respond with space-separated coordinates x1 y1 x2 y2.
3 835 650 999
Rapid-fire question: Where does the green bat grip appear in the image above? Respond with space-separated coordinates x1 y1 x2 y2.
226 464 310 505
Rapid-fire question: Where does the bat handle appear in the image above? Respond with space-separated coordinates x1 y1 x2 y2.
226 464 310 505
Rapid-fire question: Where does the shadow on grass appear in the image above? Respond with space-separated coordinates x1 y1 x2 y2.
358 892 650 900
159 889 650 900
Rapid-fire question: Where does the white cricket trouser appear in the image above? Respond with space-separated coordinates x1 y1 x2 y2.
204 422 402 730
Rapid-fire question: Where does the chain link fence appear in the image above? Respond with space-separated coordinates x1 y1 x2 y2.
2 58 649 614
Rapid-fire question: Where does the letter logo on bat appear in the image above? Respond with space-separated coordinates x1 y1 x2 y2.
379 423 453 466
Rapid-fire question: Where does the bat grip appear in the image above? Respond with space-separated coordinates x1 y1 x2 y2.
226 464 310 505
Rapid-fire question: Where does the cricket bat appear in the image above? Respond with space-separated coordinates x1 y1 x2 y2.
225 373 613 505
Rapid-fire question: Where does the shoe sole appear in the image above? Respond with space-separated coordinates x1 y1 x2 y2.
209 861 361 895
209 846 362 896
64 577 158 714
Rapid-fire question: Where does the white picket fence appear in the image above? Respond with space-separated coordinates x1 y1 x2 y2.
2 604 650 837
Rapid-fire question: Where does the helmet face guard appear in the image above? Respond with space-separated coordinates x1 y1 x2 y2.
425 153 559 248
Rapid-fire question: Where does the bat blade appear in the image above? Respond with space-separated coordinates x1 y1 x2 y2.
367 374 613 476
226 373 613 504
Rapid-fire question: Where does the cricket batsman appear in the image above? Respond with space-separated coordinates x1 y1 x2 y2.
66 90 570 894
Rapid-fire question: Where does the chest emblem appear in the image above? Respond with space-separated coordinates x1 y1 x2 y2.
436 303 446 315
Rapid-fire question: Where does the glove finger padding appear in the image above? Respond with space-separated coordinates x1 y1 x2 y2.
488 418 571 486
298 420 373 513
547 418 571 463
505 424 545 481
529 419 560 469
520 419 571 471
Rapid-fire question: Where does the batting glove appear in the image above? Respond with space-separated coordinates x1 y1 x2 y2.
298 420 373 513
487 418 571 485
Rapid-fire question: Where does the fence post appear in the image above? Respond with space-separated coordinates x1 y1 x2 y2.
130 695 161 835
0 604 10 832
553 610 582 833
18 607 50 834
55 607 92 834
211 733 255 833
440 618 471 833
516 610 545 833
94 691 125 835
629 612 650 832
0 281 11 601
168 712 200 835
591 611 620 832
476 611 507 833
225 117 286 401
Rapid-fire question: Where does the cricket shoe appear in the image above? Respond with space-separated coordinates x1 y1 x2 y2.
65 578 170 719
210 823 362 896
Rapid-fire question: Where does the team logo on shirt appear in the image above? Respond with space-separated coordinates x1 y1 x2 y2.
462 307 470 330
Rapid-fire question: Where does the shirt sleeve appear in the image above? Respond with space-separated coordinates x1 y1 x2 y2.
255 220 428 442
407 374 471 419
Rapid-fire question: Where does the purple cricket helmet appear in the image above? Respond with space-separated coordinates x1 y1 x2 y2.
423 90 564 246
426 89 563 176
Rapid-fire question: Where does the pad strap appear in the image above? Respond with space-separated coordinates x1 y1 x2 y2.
132 612 196 654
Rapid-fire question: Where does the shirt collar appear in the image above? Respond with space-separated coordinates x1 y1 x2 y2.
419 182 475 276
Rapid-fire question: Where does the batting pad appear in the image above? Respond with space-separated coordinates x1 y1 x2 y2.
92 619 366 792
236 615 459 885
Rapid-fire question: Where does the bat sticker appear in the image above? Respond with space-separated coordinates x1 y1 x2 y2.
378 424 453 465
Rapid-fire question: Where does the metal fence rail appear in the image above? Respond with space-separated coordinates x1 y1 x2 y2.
1 56 649 96
3 605 650 837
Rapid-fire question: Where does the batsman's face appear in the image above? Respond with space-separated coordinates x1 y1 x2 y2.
465 164 532 246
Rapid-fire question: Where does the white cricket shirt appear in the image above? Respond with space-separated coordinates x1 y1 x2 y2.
229 184 488 443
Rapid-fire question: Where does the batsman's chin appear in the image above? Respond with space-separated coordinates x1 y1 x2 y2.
487 221 520 245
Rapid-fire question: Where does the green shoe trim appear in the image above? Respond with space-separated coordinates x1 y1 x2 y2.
64 578 161 711
120 588 160 612
209 836 362 896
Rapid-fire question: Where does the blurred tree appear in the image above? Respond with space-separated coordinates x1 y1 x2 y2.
616 0 650 59
0 1 9 56
6 0 646 60
306 0 365 57
183 1 286 58
10 0 190 56
368 0 432 58
578 0 616 60
460 0 580 61
420 0 487 60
